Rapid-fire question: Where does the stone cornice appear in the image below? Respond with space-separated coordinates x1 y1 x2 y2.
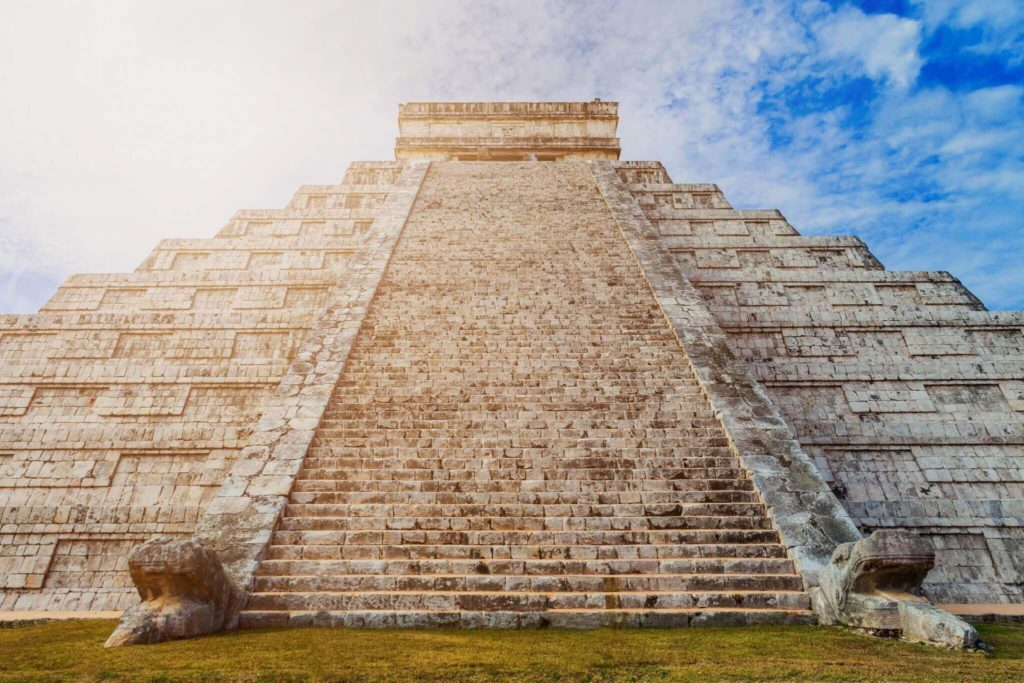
398 101 618 118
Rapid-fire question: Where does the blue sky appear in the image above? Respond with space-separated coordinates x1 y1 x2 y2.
1 0 1022 310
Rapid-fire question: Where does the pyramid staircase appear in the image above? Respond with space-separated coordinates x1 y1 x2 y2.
239 161 814 628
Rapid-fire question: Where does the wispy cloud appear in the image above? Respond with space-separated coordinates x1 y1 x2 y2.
0 0 1021 310
814 6 923 89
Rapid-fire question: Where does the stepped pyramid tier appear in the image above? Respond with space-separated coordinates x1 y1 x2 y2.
0 101 1013 647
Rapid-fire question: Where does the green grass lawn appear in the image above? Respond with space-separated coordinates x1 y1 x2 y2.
0 620 1021 682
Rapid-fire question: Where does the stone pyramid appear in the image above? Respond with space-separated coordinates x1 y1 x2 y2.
0 102 1018 642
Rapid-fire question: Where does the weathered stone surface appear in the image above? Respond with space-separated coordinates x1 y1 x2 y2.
104 536 240 647
812 530 979 648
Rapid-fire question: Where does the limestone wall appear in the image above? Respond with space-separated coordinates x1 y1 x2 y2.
0 162 405 612
615 161 1024 604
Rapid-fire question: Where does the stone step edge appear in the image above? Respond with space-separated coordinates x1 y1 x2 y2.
275 515 770 520
254 572 803 580
258 557 790 565
263 544 786 550
265 541 784 545
251 573 802 577
247 589 808 596
237 608 818 629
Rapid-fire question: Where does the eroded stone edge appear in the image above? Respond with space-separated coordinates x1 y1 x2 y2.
153 161 429 631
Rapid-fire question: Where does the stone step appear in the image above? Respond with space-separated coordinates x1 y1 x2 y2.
281 502 765 518
330 374 705 380
317 413 718 421
334 352 701 359
335 338 695 345
283 479 755 494
324 398 723 405
316 415 719 426
306 441 736 451
320 408 717 418
275 515 773 532
267 528 783 548
306 443 734 452
325 385 711 394
336 350 704 358
238 608 817 630
296 456 741 471
254 557 797 577
323 391 711 398
244 590 811 612
287 490 760 504
328 383 707 392
322 398 715 406
288 468 751 482
325 390 710 398
310 428 730 440
262 543 789 561
301 447 736 459
251 572 805 594
335 356 704 360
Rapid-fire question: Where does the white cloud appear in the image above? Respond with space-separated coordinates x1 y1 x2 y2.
814 6 923 89
915 0 1023 30
913 0 1024 63
964 84 1024 122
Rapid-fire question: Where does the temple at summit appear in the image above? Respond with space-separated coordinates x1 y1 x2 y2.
0 101 1019 645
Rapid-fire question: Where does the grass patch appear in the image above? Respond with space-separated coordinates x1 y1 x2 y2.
0 620 1021 682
